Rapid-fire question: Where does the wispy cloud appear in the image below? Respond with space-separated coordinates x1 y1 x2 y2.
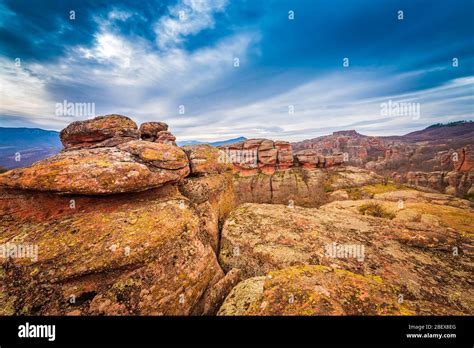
155 0 228 49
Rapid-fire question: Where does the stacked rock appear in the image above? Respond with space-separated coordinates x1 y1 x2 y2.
0 115 188 194
219 139 294 175
219 138 344 175
294 149 344 169
60 114 139 150
139 122 177 146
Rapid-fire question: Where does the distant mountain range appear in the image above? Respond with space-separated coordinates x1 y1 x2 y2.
292 121 474 151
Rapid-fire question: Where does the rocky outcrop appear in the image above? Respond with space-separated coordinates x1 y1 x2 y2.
456 146 474 172
393 169 474 198
233 167 326 207
233 166 382 207
0 141 190 195
223 138 356 207
219 139 295 176
0 115 192 195
218 266 409 315
294 150 344 169
60 115 139 150
0 184 235 315
155 131 177 146
0 115 238 316
218 195 473 315
220 138 345 176
274 141 293 170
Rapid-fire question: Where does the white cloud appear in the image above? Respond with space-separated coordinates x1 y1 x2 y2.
154 0 228 49
0 57 60 127
172 72 474 142
0 2 258 131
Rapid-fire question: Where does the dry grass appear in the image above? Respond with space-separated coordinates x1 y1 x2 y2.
358 202 396 219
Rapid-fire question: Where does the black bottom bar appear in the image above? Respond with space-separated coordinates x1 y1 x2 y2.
0 316 472 346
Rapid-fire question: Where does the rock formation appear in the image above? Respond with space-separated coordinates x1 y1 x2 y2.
60 114 139 150
292 122 474 198
139 121 177 145
220 138 356 207
218 192 473 315
0 115 238 315
218 139 294 176
138 122 168 141
0 142 189 195
0 115 472 317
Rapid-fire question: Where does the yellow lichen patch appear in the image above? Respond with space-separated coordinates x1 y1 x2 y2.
405 202 474 236
140 148 166 162
398 305 416 316
362 183 413 195
0 294 17 315
232 265 402 316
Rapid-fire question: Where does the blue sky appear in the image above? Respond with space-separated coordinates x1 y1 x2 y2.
0 0 473 141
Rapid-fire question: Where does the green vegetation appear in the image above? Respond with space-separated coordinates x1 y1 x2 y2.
362 183 412 195
358 202 395 219
426 120 472 129
463 192 474 202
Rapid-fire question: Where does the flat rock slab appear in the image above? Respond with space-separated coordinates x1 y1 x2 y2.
0 141 189 194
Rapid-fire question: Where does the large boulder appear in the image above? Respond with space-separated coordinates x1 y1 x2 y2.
118 141 187 171
218 197 473 314
294 149 319 168
60 115 139 150
139 122 177 145
0 182 236 315
0 141 190 195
